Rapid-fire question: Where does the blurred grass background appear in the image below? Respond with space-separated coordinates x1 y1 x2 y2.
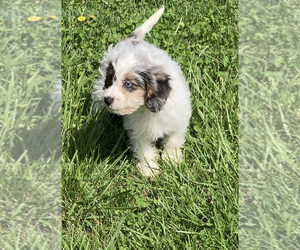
239 0 300 249
0 0 61 249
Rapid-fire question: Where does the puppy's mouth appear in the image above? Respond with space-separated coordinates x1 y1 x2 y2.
106 106 137 116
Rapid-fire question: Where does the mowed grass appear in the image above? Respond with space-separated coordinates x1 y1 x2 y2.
62 0 238 249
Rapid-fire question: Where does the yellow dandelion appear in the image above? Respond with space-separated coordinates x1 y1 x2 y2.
89 15 96 19
48 15 58 19
27 16 42 22
61 22 63 25
77 16 86 22
0 22 3 25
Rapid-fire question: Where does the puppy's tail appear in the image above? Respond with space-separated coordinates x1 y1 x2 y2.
129 6 165 40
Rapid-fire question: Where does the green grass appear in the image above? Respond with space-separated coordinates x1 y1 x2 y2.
0 0 61 249
62 0 238 249
239 0 300 249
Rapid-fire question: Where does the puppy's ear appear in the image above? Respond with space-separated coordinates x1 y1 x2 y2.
104 62 115 89
145 72 171 112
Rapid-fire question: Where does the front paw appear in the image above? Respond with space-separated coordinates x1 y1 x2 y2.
137 161 160 178
162 148 183 163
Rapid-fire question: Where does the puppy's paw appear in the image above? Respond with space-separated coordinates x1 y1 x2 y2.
162 148 183 163
137 161 160 178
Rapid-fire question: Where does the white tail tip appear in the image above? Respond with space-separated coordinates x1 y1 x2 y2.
129 6 165 40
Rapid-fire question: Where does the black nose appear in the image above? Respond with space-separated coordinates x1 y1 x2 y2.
104 97 114 106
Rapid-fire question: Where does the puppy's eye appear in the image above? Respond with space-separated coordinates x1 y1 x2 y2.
124 82 132 88
113 76 116 81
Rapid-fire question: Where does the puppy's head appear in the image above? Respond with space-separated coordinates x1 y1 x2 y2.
102 61 171 115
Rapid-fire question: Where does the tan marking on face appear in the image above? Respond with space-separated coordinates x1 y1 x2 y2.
109 87 146 115
147 84 152 97
120 87 126 94
122 72 138 86
130 87 146 100
105 71 149 115
123 72 132 81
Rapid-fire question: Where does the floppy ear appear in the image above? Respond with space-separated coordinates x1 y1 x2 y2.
145 72 171 112
104 62 115 89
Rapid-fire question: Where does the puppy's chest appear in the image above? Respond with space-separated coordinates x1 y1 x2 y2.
123 111 173 140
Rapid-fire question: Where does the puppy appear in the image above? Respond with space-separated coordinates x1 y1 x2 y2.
92 6 191 177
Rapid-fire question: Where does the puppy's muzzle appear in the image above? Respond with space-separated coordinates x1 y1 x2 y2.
104 96 114 106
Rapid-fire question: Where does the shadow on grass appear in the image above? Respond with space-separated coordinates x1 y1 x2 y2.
64 93 133 167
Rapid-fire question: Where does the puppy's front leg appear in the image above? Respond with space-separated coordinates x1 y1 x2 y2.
162 131 185 162
130 137 160 177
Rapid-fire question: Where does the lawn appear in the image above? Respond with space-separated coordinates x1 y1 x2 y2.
239 0 300 249
0 0 61 249
61 0 238 249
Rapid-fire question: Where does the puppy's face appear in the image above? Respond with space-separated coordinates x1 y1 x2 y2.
103 61 171 115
